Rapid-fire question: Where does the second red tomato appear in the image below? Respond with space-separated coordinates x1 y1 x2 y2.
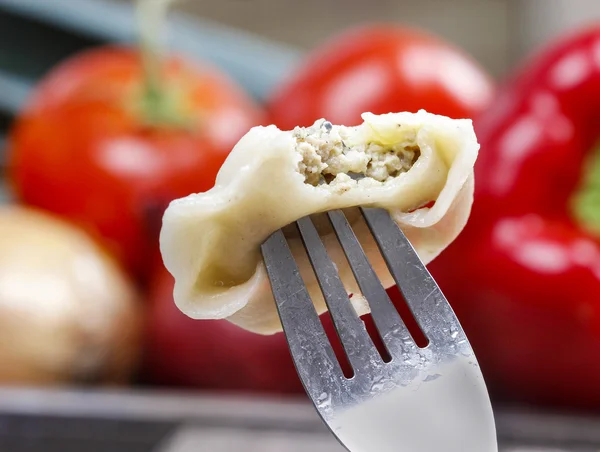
268 25 495 128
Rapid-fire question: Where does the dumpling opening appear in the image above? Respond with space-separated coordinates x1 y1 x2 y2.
294 119 421 191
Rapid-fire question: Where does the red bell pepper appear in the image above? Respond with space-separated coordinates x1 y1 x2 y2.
428 26 600 409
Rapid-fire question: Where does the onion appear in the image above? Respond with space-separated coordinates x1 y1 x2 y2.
0 206 143 384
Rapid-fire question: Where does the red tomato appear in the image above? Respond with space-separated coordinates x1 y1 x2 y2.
268 25 495 128
144 265 304 393
9 47 265 280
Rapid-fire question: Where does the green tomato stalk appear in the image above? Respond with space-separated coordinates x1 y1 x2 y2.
136 0 190 128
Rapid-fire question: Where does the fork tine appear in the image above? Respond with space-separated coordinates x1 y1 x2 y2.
296 216 382 373
360 207 463 346
326 210 417 359
260 230 346 394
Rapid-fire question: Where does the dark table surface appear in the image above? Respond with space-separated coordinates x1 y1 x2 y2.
0 388 599 452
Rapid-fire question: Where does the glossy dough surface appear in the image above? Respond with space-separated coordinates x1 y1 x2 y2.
160 110 478 334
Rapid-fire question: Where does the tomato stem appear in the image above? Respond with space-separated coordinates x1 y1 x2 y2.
136 0 184 126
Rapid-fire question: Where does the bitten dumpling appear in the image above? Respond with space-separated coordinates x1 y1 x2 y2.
160 110 478 334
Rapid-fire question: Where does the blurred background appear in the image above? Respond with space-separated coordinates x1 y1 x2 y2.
0 0 600 450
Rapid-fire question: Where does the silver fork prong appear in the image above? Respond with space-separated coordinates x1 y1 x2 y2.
296 216 382 373
361 207 463 346
326 210 417 358
261 230 346 393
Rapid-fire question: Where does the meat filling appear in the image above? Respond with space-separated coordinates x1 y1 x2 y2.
294 119 420 192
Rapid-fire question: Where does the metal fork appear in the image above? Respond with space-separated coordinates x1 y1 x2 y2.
261 207 497 452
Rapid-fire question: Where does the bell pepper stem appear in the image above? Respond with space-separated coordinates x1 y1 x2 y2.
571 143 600 235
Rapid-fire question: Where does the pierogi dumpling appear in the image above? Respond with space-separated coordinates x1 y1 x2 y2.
160 110 478 334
